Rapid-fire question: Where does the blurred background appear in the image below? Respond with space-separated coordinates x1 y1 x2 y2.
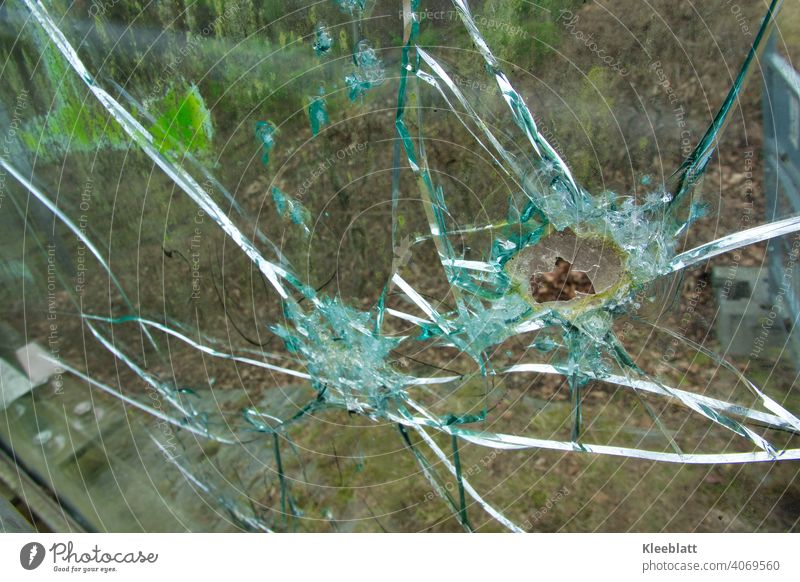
0 0 799 532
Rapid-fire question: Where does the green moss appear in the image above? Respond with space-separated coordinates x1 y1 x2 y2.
149 84 214 157
19 35 129 157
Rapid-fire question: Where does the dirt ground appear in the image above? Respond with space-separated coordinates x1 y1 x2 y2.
3 0 800 532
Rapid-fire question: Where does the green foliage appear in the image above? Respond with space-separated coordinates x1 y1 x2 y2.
149 84 214 157
20 37 128 158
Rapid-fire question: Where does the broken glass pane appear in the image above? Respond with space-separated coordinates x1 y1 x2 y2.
1 0 799 532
